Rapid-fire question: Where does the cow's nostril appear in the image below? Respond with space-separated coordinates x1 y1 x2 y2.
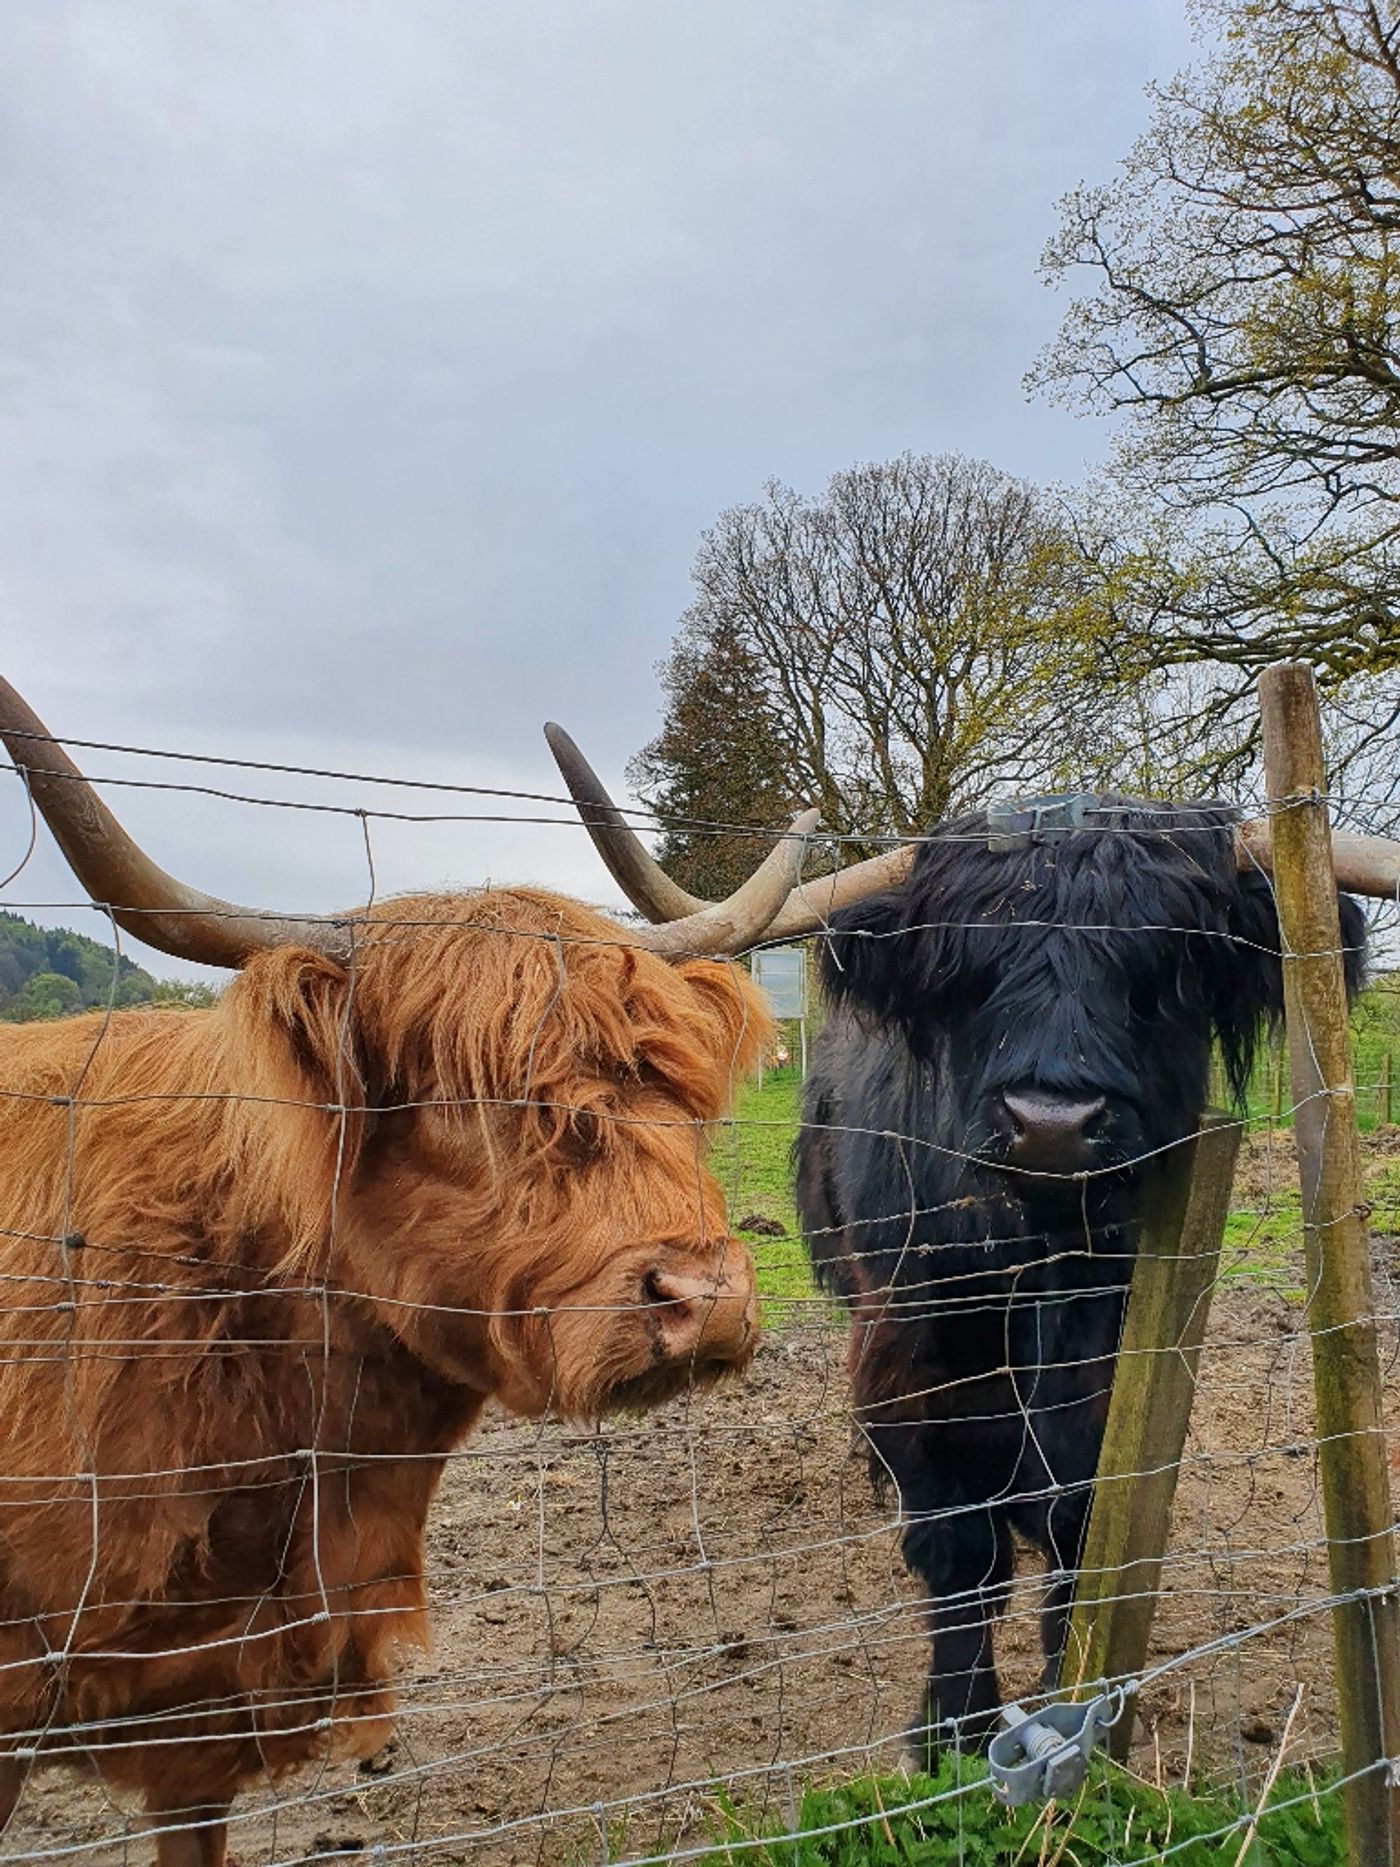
641 1267 713 1309
1000 1090 1108 1169
635 1253 758 1371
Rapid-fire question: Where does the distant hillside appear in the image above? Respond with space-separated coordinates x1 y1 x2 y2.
0 912 218 1021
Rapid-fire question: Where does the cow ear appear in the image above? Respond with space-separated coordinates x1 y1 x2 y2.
1211 875 1369 1101
276 952 367 1103
1338 893 1370 1002
231 947 373 1172
670 956 774 1083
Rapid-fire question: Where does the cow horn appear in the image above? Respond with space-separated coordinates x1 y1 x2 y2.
543 723 708 923
0 676 356 968
545 722 915 939
622 806 823 957
549 725 1400 923
1235 817 1400 899
0 679 825 972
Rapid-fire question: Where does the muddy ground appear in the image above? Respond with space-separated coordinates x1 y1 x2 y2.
10 1130 1400 1864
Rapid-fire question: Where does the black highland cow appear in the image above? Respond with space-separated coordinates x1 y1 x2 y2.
795 797 1366 1752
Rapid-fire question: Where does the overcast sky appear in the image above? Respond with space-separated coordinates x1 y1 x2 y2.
0 0 1195 980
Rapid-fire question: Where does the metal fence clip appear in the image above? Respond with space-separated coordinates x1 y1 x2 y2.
987 1694 1115 1807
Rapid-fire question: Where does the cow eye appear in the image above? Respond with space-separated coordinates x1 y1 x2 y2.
562 1107 606 1164
615 1057 667 1092
1130 975 1165 1023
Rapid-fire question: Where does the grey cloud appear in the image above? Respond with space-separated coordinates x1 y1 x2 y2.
1 0 1192 976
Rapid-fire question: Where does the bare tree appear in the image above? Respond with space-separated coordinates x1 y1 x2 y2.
632 454 1119 855
1031 0 1400 693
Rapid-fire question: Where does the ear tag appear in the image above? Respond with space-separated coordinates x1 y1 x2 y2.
987 795 1091 855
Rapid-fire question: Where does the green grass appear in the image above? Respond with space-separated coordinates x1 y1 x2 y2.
693 1755 1344 1865
1235 979 1400 1133
1220 1198 1307 1296
714 1067 813 1306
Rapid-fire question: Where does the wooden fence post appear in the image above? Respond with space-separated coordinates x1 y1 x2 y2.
1260 660 1400 1867
1381 1051 1393 1129
1065 1110 1241 1757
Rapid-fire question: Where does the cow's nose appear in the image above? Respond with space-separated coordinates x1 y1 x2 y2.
1000 1090 1107 1173
642 1238 758 1366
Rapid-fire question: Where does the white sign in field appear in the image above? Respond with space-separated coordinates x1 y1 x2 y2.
752 945 806 1019
751 945 809 1078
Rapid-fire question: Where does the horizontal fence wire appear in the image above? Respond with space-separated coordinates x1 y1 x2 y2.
0 732 1396 1863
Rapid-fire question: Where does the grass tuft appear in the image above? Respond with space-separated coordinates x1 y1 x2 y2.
695 1754 1344 1865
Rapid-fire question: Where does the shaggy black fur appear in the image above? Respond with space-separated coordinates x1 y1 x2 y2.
795 798 1366 1753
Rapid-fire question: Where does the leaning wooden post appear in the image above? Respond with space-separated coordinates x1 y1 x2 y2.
1259 659 1400 1866
1064 1110 1241 1757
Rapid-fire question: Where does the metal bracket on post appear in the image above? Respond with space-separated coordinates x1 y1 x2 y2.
986 794 1091 854
987 1694 1118 1808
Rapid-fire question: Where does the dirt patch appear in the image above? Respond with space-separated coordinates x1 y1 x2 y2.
10 1269 1395 1866
1233 1119 1400 1207
1228 1128 1297 1210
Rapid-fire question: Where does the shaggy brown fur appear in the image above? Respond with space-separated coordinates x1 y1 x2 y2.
0 888 769 1856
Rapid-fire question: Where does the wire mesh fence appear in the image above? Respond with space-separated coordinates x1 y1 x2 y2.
0 676 1396 1864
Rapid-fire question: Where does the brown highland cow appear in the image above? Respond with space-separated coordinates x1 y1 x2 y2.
0 676 826 1866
